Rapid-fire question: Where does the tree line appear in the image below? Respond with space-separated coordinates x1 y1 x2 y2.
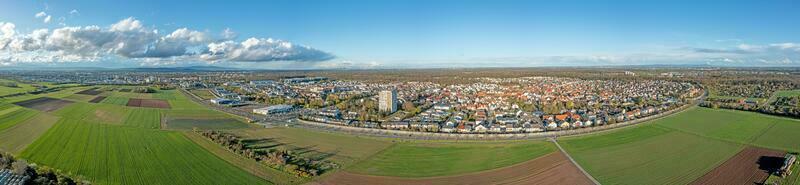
0 152 90 185
194 129 339 178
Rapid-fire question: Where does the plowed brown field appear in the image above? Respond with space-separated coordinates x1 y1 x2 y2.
691 146 785 185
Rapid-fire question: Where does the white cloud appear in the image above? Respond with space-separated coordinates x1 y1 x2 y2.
0 17 334 65
69 9 79 16
200 37 333 62
35 12 47 18
43 15 52 23
221 28 237 40
0 22 16 50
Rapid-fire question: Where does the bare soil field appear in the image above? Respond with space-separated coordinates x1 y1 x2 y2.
88 96 107 103
13 97 74 112
76 88 103 95
691 146 785 185
316 152 593 185
127 98 171 109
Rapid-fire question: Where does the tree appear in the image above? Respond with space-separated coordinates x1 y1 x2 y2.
402 102 416 112
12 159 28 175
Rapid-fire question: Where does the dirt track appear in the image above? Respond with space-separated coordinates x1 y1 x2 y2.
13 97 73 112
691 146 785 185
126 98 171 109
314 152 593 185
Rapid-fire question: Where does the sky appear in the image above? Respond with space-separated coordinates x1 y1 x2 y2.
1 0 799 69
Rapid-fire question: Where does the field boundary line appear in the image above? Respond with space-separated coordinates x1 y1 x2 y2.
550 138 601 185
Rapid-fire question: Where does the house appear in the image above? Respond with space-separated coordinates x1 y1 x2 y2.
489 124 503 133
546 121 558 129
559 121 571 129
474 124 488 133
572 120 583 128
441 123 456 133
382 121 409 130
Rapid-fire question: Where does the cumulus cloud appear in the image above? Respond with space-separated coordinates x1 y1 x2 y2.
0 22 16 50
221 28 237 40
35 12 51 23
200 38 333 62
0 17 334 65
35 12 47 18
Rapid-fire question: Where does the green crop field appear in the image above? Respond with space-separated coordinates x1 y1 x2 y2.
63 94 97 102
348 141 557 177
234 127 393 166
561 107 800 184
0 86 277 184
123 108 161 129
0 113 59 154
659 107 800 152
153 90 179 100
20 118 267 184
166 118 249 130
100 96 129 106
190 89 216 100
183 132 303 184
0 107 38 132
0 79 37 96
561 124 742 185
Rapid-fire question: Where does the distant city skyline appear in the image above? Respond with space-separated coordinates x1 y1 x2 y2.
1 0 799 69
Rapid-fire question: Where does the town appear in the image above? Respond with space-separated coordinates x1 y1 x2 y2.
1 69 704 134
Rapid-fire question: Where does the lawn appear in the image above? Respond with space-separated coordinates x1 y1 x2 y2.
20 118 268 185
348 141 557 177
560 125 742 185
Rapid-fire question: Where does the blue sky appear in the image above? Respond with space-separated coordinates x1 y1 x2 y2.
1 0 799 69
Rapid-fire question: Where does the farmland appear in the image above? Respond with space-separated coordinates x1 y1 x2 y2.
561 125 742 185
0 86 275 184
659 107 800 152
1 82 799 185
20 118 266 184
100 96 129 105
560 107 800 184
0 79 37 96
321 151 593 185
0 106 38 131
0 113 59 154
348 141 557 177
190 89 216 100
232 127 393 166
